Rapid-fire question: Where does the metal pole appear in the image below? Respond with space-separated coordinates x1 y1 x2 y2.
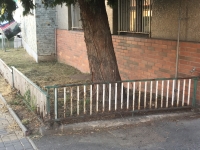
173 0 182 101
3 33 6 52
55 9 58 55
149 0 152 37
54 88 58 119
1 29 5 51
1 32 3 50
175 0 182 79
46 88 51 119
192 78 198 107
118 0 120 34
71 4 74 30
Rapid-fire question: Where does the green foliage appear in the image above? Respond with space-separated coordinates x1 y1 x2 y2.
0 0 35 21
22 119 30 125
0 0 117 21
21 0 35 15
86 98 90 105
24 89 31 104
42 0 117 7
107 0 118 8
24 89 37 112
0 0 17 21
10 99 20 105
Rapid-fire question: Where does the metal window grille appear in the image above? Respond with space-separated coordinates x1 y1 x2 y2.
71 4 82 30
118 0 153 34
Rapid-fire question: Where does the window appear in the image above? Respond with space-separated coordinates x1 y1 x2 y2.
118 0 153 35
71 3 82 30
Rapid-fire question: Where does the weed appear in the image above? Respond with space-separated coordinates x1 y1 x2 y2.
22 119 29 125
86 98 90 105
31 105 37 112
24 89 37 112
24 89 31 105
9 100 20 105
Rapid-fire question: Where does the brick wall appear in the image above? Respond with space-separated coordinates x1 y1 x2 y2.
112 36 200 80
56 29 200 102
56 30 90 73
113 36 177 80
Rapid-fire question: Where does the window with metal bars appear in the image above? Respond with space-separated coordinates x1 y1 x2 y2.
118 0 153 35
71 4 82 30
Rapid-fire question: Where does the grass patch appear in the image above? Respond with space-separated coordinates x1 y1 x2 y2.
0 48 90 88
22 119 30 125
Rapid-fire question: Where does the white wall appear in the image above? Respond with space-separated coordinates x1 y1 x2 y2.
56 5 71 30
20 0 38 61
20 0 57 62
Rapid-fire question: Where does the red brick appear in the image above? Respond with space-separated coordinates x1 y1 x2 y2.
179 60 191 65
57 30 200 89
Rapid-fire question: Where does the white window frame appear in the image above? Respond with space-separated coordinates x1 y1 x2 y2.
71 3 82 30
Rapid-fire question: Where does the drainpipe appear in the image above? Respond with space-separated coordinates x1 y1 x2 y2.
55 9 58 57
149 0 152 38
175 0 182 79
55 28 57 56
118 0 120 35
2 32 6 52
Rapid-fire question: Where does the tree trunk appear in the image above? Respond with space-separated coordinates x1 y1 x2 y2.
78 0 121 83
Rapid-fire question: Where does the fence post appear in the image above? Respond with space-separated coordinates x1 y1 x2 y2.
192 77 198 108
54 88 58 119
46 88 51 119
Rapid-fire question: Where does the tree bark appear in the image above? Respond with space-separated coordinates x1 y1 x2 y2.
78 0 121 83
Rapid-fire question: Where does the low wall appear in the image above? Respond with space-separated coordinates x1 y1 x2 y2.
0 59 13 86
0 59 48 117
12 67 48 117
56 29 200 102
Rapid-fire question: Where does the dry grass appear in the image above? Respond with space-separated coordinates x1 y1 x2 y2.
0 48 90 88
0 74 42 135
0 47 91 134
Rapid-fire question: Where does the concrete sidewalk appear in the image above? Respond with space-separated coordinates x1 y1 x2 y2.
0 98 37 150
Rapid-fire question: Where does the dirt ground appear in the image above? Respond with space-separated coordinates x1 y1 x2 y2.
0 48 91 136
0 74 42 136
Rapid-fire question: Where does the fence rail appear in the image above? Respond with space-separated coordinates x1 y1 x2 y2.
45 77 198 120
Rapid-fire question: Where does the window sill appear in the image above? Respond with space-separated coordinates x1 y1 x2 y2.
118 32 150 38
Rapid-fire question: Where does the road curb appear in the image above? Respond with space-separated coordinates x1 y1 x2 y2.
40 111 195 136
0 93 29 136
27 137 38 150
0 93 39 149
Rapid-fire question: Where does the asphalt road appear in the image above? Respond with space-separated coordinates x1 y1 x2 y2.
33 113 200 150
